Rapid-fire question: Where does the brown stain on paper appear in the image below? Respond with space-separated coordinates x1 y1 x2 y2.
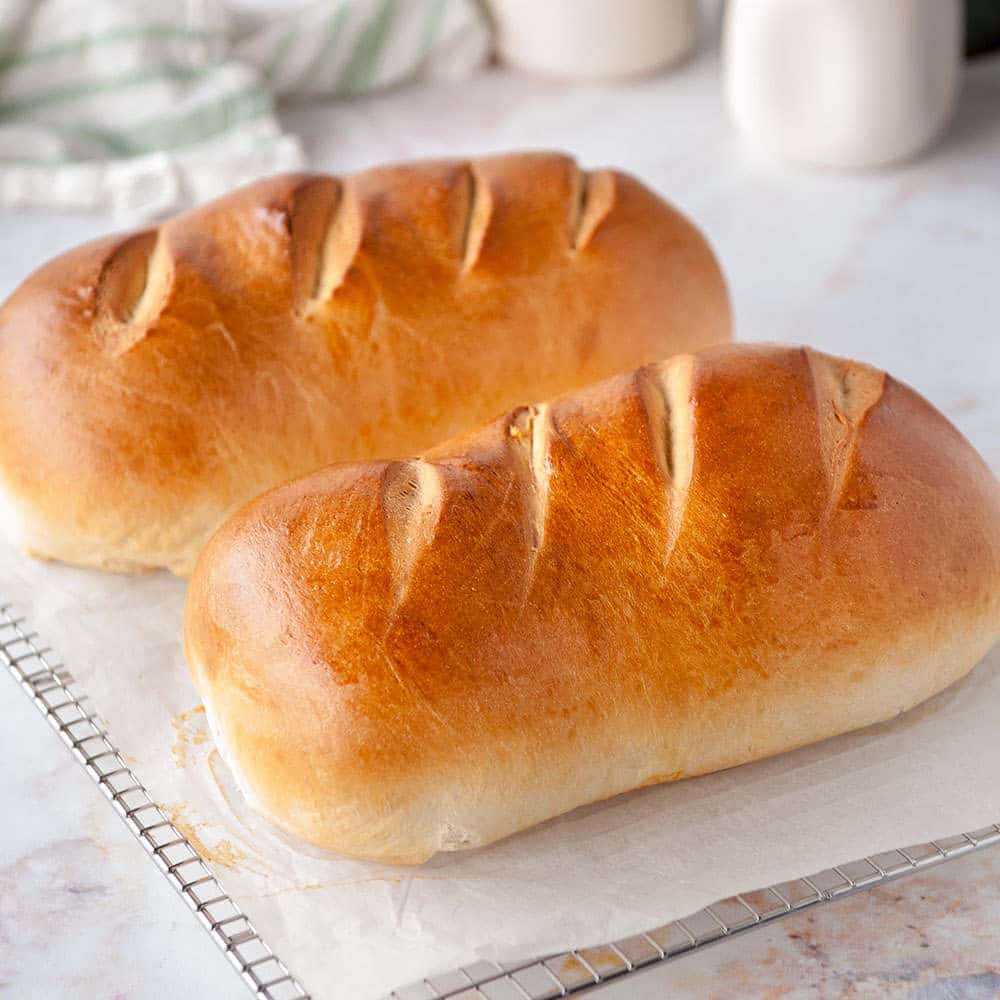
171 704 209 768
167 707 248 870
163 800 247 870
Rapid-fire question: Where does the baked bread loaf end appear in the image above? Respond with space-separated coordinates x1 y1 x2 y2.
185 343 1000 863
0 153 730 575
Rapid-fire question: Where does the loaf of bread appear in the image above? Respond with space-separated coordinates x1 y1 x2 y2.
0 153 730 576
184 343 1000 864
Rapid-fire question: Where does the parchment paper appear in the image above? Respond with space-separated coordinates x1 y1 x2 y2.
3 538 999 999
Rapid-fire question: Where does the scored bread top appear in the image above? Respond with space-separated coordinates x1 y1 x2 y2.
184 343 1000 863
0 152 730 574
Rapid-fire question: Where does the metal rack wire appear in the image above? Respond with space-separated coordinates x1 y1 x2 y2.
385 824 1000 999
0 601 311 1000
4 596 998 1000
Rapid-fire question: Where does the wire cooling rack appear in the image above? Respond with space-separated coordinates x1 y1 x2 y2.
384 824 1000 999
0 601 310 1000
3 597 999 1000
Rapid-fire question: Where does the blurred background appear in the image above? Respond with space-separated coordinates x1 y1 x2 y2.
0 0 998 216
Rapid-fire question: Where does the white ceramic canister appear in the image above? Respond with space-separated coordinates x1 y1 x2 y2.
488 0 699 80
722 0 963 168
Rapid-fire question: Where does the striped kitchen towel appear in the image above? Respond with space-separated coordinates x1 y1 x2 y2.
233 0 491 99
0 0 491 220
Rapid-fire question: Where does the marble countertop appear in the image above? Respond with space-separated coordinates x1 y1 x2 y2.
2 38 999 1000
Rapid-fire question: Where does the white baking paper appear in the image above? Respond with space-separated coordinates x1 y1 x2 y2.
2 539 998 999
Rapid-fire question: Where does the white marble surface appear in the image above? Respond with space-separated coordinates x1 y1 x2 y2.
2 36 1000 1000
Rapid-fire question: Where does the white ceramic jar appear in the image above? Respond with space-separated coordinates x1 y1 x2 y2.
722 0 963 168
488 0 699 80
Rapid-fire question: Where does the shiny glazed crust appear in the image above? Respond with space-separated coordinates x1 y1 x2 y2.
0 152 730 575
184 344 1000 863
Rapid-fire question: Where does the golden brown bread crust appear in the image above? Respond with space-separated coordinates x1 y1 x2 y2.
184 343 1000 864
0 152 730 575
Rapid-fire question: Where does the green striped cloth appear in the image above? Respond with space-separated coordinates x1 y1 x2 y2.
235 0 491 99
0 0 490 219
